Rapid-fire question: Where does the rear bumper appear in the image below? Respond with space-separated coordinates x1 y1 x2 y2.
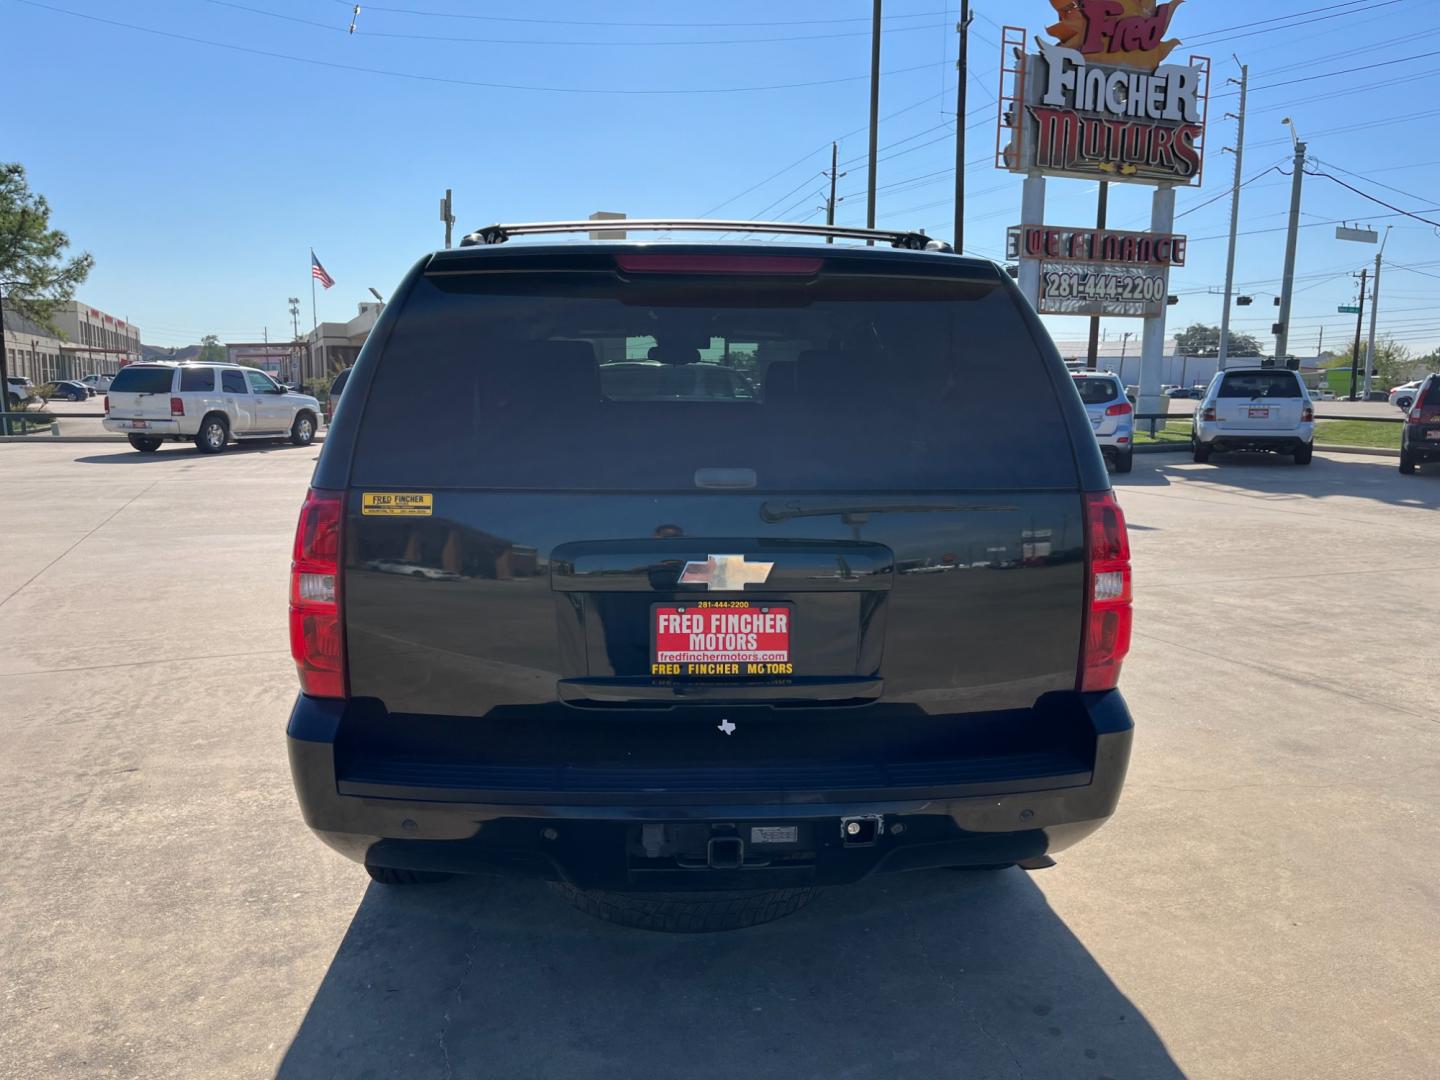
1402 427 1440 459
286 691 1134 891
103 418 184 436
1197 425 1312 452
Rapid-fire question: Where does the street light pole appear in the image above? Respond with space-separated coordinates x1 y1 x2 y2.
953 0 972 252
1274 118 1306 364
865 0 882 243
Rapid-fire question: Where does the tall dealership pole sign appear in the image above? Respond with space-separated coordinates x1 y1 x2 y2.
996 0 1209 393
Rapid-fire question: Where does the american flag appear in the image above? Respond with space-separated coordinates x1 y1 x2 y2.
311 251 335 290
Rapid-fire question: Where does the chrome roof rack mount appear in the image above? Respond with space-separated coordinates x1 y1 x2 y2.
458 219 953 252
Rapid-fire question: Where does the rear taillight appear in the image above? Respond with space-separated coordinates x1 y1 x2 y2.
1301 403 1314 422
289 488 346 698
1079 490 1132 693
1105 402 1132 417
1409 408 1423 424
102 395 109 414
1201 406 1216 421
170 396 185 417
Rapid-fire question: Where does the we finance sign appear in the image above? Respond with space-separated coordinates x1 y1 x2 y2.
999 1 1210 186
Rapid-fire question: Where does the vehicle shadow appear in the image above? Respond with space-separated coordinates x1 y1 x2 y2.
275 869 1184 1080
1150 451 1440 511
72 441 324 464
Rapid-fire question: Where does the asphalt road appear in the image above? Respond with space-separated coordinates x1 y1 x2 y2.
1 442 1438 1079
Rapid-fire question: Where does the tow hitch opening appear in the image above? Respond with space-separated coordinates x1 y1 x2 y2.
840 815 883 847
707 835 745 870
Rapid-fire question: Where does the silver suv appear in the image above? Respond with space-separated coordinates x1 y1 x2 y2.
103 363 321 454
1071 371 1134 473
1192 368 1314 465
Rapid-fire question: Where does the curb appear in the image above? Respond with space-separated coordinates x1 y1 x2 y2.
1314 444 1399 459
0 435 120 443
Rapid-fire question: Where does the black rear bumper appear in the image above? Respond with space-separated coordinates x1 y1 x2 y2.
286 691 1133 891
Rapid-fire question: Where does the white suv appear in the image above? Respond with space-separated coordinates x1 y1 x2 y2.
1071 370 1134 473
1192 367 1314 465
103 363 321 454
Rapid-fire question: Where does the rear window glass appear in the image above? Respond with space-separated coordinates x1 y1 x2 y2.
1073 377 1121 405
179 367 214 392
351 269 1076 491
330 369 351 396
221 370 247 394
1218 372 1302 399
109 367 174 394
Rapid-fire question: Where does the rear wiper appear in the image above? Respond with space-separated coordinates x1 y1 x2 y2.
760 501 1016 523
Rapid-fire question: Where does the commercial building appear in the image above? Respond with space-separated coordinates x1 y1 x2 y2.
225 342 297 379
50 301 141 375
299 301 381 387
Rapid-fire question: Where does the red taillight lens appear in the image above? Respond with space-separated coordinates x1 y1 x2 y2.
1301 404 1314 422
1201 406 1216 421
1079 491 1132 693
102 394 109 414
170 396 185 416
1105 402 1132 416
615 253 824 275
289 488 346 698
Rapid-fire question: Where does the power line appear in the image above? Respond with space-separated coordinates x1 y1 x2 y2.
207 0 951 46
1213 49 1440 97
1302 170 1440 228
1186 0 1407 47
323 0 950 27
19 0 947 95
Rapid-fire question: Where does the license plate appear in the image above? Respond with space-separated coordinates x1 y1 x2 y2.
1427 430 1440 440
1248 407 1269 419
129 420 148 429
651 602 792 677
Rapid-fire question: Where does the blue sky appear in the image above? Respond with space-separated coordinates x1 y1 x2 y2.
4 0 1438 356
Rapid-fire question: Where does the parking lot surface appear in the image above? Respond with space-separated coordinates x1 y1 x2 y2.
1 442 1437 1079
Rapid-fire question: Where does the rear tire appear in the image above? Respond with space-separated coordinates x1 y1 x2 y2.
194 414 228 454
1192 442 1212 464
1294 442 1313 465
1113 449 1134 474
1397 397 1413 411
365 866 454 885
1399 452 1417 475
554 883 816 933
290 412 316 446
127 435 162 453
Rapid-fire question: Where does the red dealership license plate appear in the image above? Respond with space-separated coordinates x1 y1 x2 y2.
129 420 149 429
1248 407 1269 419
651 602 792 677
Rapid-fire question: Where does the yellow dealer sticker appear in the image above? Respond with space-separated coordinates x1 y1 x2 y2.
361 492 433 517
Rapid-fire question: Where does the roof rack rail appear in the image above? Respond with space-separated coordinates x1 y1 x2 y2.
458 219 952 252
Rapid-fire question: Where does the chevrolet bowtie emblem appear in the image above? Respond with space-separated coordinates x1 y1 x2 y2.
677 554 775 591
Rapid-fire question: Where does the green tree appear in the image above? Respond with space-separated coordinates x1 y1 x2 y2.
197 334 226 363
1331 336 1420 389
1174 323 1261 357
0 163 94 331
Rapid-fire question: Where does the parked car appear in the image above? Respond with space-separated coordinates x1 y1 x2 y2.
284 220 1136 931
81 373 114 394
1191 368 1314 465
1399 373 1440 475
1072 370 1134 473
102 362 321 454
1165 385 1205 399
325 367 351 425
1389 380 1423 411
39 380 89 402
6 376 38 408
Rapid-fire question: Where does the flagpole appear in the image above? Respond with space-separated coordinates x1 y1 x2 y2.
309 248 318 387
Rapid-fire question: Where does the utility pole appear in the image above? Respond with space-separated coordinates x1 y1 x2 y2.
0 286 11 437
1085 182 1109 369
440 188 455 249
866 0 882 243
953 0 972 252
823 142 845 243
1348 267 1368 401
1363 225 1391 400
1218 62 1247 372
1274 118 1306 363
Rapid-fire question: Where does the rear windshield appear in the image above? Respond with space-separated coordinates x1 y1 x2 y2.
351 269 1076 491
1073 377 1121 405
330 369 351 396
1218 372 1302 399
109 367 174 394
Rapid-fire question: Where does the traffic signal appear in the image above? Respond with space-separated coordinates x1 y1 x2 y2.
1236 296 1253 306
1167 295 1179 305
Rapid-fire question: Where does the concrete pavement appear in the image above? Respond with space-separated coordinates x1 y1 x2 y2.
1 441 1437 1079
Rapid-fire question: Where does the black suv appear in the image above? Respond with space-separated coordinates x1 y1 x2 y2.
1399 373 1440 474
286 221 1135 930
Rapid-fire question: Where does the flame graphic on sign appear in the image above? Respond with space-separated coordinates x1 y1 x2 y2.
1046 0 1184 72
